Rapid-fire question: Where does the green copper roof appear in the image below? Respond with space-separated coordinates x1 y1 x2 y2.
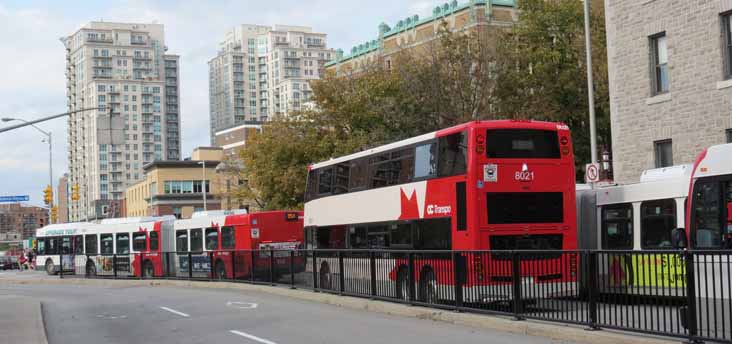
325 0 516 68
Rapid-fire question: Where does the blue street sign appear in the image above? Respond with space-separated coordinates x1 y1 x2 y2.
0 195 30 203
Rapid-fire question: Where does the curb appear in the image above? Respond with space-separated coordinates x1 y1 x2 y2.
38 302 49 344
1 277 676 344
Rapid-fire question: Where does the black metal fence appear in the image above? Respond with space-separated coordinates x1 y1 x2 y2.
54 249 732 343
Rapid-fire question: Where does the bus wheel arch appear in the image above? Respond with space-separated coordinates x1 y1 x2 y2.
395 265 410 300
319 261 333 290
214 259 226 280
86 260 97 276
45 258 55 275
142 260 154 278
419 266 438 303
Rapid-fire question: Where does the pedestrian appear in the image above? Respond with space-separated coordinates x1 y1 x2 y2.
18 253 27 271
26 250 35 270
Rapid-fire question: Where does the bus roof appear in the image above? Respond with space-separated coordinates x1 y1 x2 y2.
692 143 732 179
596 176 690 206
309 120 567 170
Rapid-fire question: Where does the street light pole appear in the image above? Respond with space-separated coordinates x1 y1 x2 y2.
2 118 53 221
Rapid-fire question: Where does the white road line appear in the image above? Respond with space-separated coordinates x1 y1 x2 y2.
229 330 278 344
159 306 190 318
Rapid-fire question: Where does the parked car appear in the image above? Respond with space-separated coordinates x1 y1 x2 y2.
0 256 20 270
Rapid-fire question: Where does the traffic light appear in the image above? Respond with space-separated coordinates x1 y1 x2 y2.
43 185 53 205
71 184 80 201
51 206 58 223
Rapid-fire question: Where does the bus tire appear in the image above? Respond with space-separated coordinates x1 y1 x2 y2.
419 267 437 304
143 260 154 278
45 259 55 276
319 262 333 290
215 260 226 280
86 261 97 276
396 266 409 300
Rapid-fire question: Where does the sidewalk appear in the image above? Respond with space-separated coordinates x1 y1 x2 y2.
0 273 674 344
0 294 48 344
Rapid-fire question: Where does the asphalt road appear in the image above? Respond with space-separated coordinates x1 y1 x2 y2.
0 282 561 344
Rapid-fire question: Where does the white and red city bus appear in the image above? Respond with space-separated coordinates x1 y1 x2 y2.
169 210 304 279
304 120 577 302
35 217 174 276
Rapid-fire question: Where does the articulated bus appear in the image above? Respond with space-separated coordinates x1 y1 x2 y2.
170 210 305 279
585 165 691 297
35 210 305 279
304 120 577 303
36 217 173 276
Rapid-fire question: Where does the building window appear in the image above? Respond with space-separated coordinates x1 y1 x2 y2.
654 139 673 168
723 13 732 79
726 128 732 143
650 33 669 95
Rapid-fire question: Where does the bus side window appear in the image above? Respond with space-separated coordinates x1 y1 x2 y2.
414 142 436 179
437 131 467 177
693 181 722 248
190 229 203 252
73 235 83 254
61 236 71 255
132 232 147 252
221 226 235 250
640 199 676 249
116 233 130 254
176 230 188 252
149 232 159 251
601 204 633 249
85 235 98 255
38 239 46 255
205 227 219 251
100 234 113 254
318 167 333 196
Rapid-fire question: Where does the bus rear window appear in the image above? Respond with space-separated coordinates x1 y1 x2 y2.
486 129 560 159
487 192 564 224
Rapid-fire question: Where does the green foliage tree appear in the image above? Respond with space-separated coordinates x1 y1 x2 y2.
492 0 611 179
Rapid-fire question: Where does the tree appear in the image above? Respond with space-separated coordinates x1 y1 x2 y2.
492 0 611 179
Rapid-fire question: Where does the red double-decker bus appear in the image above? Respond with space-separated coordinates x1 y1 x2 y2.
304 120 577 303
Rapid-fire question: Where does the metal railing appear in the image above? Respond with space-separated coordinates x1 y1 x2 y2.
54 249 732 343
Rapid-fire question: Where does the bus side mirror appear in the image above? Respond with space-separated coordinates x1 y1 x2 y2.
671 228 687 249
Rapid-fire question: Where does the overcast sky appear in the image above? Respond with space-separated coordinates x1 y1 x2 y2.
0 0 447 207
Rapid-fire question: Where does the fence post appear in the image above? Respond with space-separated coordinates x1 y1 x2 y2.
59 253 63 279
269 248 275 286
453 251 464 311
511 251 523 320
586 251 599 330
408 252 416 304
188 252 193 280
250 250 256 283
113 254 118 280
312 250 319 291
209 251 214 281
683 250 698 341
338 251 345 295
231 250 236 281
140 252 144 280
370 251 377 298
290 250 296 289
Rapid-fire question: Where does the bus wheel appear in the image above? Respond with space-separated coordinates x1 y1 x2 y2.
319 262 333 290
143 261 154 278
86 261 97 276
396 266 409 300
215 261 226 280
45 259 55 276
419 268 437 304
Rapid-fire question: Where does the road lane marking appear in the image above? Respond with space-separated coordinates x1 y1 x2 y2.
226 301 258 309
159 306 190 317
229 330 278 344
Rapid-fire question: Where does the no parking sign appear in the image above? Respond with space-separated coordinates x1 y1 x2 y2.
585 163 600 183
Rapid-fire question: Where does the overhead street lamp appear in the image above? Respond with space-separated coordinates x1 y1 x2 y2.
2 117 53 220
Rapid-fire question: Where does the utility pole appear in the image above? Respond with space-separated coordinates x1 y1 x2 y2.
583 0 598 165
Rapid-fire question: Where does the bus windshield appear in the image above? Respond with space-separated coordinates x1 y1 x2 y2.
692 180 732 248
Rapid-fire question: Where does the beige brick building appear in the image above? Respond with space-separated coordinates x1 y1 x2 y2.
0 204 48 239
213 122 262 158
605 0 732 183
324 0 516 75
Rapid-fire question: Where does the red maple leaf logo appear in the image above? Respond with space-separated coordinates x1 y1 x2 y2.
399 188 419 220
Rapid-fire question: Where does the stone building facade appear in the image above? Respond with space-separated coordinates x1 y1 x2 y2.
605 0 732 183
